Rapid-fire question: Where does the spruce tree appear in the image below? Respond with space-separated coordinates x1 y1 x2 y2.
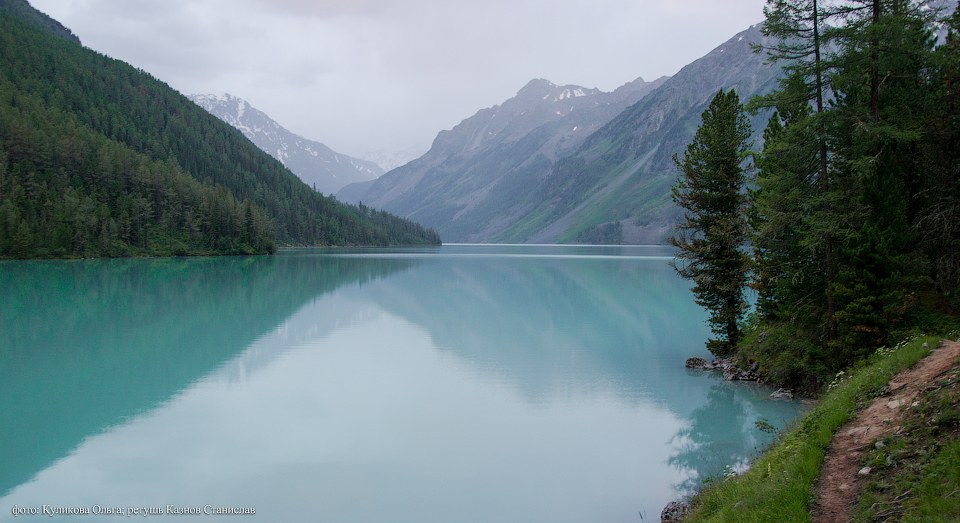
828 0 937 356
671 89 752 357
753 0 843 338
919 1 960 302
749 78 825 326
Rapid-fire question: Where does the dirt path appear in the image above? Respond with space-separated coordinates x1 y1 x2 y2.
810 340 960 523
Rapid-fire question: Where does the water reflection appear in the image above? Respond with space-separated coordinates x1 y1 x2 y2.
0 254 417 497
0 246 804 521
351 246 805 503
668 380 802 495
361 248 740 411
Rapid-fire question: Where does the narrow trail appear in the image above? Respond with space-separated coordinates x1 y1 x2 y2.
810 340 960 523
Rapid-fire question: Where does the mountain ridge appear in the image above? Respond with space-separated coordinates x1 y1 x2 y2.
337 74 668 241
339 23 778 244
0 0 78 43
189 93 382 195
501 23 779 244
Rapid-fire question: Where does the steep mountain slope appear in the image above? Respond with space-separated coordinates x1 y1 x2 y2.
337 76 666 241
189 93 382 195
0 0 438 258
498 23 781 244
0 0 77 42
342 24 779 244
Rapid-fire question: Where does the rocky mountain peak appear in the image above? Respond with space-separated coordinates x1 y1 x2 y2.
514 78 602 104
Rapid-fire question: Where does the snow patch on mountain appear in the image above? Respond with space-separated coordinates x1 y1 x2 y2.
189 93 383 194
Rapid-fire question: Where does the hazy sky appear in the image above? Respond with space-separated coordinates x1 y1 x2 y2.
30 0 767 160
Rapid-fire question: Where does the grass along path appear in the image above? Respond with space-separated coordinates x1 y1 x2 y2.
849 348 960 523
683 334 955 523
811 340 960 522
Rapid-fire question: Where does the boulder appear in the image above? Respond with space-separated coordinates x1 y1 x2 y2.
685 357 761 380
660 500 690 523
720 359 759 381
770 388 794 400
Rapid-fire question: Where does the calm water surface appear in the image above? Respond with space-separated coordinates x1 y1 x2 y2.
0 245 804 522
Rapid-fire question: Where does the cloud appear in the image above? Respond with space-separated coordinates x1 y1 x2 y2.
29 0 767 159
248 0 393 18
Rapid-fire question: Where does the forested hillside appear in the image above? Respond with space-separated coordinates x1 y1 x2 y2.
0 0 439 258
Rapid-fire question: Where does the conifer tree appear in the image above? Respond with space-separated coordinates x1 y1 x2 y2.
753 0 842 338
919 1 960 302
748 0 955 385
749 77 825 326
828 0 937 355
672 90 752 357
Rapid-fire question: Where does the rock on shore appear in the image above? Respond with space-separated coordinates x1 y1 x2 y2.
660 500 690 522
684 357 760 381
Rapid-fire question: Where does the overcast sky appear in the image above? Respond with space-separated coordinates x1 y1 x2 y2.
30 0 767 160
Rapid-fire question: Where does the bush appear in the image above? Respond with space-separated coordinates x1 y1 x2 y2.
737 318 829 394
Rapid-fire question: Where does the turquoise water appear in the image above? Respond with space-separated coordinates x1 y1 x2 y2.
0 245 804 522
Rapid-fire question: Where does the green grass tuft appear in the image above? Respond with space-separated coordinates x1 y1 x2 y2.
685 334 942 523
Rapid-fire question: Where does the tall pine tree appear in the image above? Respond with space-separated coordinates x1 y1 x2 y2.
672 90 752 357
750 75 826 327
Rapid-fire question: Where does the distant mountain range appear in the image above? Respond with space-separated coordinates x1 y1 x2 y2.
498 24 780 244
337 75 667 240
189 93 382 195
339 25 780 244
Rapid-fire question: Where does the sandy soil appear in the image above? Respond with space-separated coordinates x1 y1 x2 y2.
810 339 960 523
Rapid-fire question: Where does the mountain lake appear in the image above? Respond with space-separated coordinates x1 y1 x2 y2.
0 244 805 522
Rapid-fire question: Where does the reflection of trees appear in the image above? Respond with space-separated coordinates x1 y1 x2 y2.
668 384 751 495
0 253 416 496
665 379 809 496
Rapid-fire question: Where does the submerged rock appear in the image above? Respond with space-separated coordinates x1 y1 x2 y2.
660 500 690 523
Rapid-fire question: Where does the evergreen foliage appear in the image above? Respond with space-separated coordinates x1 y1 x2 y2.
742 0 960 389
826 0 935 359
919 3 960 303
752 0 847 344
0 1 439 259
671 90 752 357
750 75 835 331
